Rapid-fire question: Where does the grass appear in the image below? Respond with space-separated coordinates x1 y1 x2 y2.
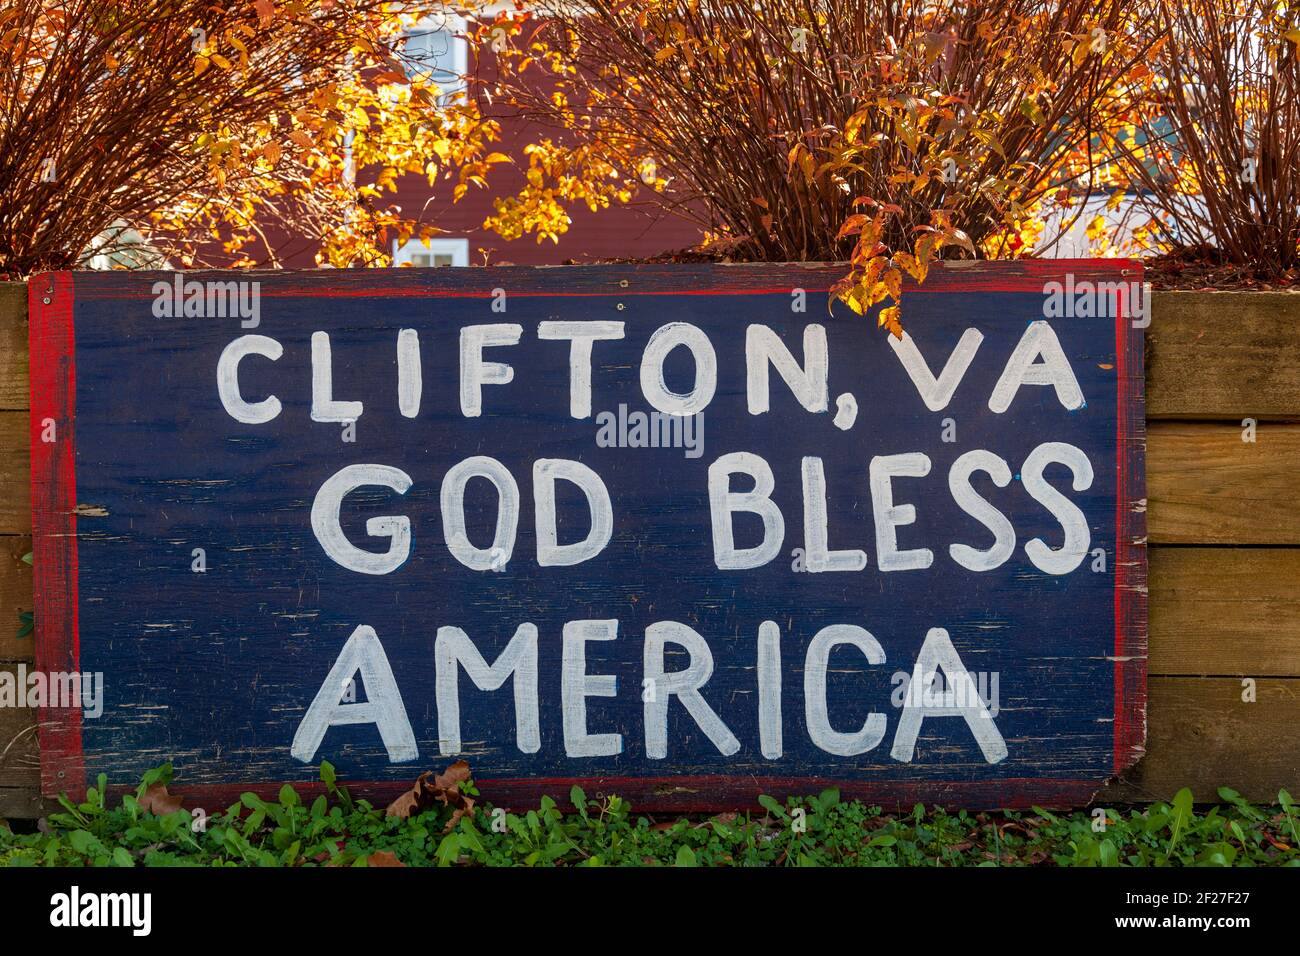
1 763 1297 867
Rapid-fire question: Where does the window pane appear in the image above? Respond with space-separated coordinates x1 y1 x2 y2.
403 28 457 85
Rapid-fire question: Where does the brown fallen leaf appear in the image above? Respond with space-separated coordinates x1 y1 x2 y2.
365 850 406 867
386 759 476 832
139 783 184 815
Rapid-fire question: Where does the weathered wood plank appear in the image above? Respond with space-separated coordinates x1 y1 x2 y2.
0 665 38 793
1150 548 1300 677
0 787 44 819
0 412 28 534
0 535 33 663
1147 421 1300 544
2 287 1298 420
1104 677 1300 804
1 674 1294 813
1148 291 1300 420
0 284 26 413
1 416 1294 543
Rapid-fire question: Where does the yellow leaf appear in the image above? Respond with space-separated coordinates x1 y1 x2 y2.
194 56 209 77
879 306 903 339
211 53 232 70
105 52 119 70
883 267 902 301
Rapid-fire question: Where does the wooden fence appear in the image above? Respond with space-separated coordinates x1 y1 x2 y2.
1 281 1297 817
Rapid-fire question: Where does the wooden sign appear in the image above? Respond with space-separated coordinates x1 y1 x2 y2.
28 262 1146 810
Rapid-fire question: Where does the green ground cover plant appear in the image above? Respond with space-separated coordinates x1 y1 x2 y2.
1 763 1296 867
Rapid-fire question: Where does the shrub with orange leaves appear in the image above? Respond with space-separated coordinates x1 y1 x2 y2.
1109 0 1300 275
0 0 504 276
478 0 1157 335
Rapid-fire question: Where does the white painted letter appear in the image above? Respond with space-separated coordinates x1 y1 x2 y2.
217 335 282 424
562 619 622 757
435 624 540 754
640 322 717 416
533 459 613 567
643 621 740 758
802 457 868 572
891 628 1007 763
708 452 784 569
311 464 412 575
804 625 886 755
538 320 625 419
441 456 520 571
398 328 421 418
746 324 828 414
988 321 1084 413
888 329 983 412
311 331 363 422
870 453 934 572
292 625 418 763
1021 442 1094 574
948 449 1015 571
460 324 523 416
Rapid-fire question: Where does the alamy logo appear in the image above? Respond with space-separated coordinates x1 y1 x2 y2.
152 275 260 328
892 669 1000 718
50 886 151 936
1042 273 1148 327
595 403 704 459
0 664 104 718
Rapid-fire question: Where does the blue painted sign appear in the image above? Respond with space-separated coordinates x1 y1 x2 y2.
29 262 1146 809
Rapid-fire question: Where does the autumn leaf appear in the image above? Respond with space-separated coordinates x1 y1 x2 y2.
879 305 903 339
255 0 276 27
365 850 406 867
138 782 185 815
836 213 868 239
883 266 902 301
386 760 476 832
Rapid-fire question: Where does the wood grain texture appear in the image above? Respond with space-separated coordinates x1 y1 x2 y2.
0 283 26 412
0 277 1296 814
2 285 1298 420
1103 677 1300 804
1147 422 1300 544
1147 292 1300 420
0 412 28 534
2 674 1294 807
0 665 39 792
1150 548 1300 677
2 416 1294 544
0 535 33 663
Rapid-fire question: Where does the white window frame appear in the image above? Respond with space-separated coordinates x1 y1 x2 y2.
400 13 468 99
392 237 470 268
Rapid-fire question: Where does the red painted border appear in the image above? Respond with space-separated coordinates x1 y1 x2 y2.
33 262 1147 807
27 272 84 797
1112 274 1149 775
70 258 1129 301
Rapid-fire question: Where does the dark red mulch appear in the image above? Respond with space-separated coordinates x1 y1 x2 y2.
1139 246 1300 292
571 243 1300 292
